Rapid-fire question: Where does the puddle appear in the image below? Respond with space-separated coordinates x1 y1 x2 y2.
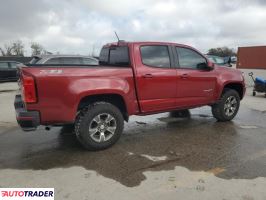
0 167 265 199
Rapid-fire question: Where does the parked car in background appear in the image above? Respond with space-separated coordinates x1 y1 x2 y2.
231 56 237 63
29 55 99 65
0 61 22 82
206 55 232 67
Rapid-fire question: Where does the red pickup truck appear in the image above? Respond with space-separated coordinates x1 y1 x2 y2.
15 41 245 150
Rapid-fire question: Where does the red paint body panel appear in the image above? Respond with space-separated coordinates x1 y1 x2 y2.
132 43 178 112
19 42 245 125
23 67 138 124
175 68 218 107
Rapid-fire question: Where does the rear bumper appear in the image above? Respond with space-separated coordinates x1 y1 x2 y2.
14 95 40 131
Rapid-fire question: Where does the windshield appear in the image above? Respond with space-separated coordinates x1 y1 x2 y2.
215 57 225 64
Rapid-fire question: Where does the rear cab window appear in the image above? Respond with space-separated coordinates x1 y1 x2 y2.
99 46 130 67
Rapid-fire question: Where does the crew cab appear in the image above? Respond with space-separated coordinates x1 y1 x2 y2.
15 41 245 150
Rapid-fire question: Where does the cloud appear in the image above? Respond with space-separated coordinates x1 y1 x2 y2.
0 0 266 55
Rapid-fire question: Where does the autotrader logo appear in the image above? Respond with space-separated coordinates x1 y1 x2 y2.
0 188 54 200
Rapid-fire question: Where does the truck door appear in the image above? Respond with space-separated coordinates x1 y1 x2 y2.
134 44 178 113
175 46 217 107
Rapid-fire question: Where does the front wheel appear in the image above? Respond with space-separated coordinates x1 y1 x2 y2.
212 89 240 122
75 102 124 150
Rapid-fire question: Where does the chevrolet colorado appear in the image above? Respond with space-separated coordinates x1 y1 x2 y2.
15 41 245 150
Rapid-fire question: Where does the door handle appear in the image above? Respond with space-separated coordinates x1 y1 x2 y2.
180 74 189 79
142 74 153 78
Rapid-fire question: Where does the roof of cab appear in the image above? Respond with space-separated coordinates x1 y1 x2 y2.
103 41 194 49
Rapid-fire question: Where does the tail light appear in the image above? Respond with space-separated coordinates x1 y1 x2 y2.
22 74 37 103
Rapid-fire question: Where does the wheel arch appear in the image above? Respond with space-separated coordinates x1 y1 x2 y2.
222 82 244 100
77 93 129 121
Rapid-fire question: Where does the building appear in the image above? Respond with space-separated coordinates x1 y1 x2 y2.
237 46 266 70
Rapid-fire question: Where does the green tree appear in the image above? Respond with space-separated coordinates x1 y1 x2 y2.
207 47 236 57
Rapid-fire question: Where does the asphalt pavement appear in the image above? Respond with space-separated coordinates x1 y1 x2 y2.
0 82 266 199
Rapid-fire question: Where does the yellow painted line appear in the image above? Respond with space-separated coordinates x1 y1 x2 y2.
207 167 225 175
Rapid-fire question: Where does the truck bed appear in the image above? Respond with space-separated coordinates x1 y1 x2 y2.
19 65 138 125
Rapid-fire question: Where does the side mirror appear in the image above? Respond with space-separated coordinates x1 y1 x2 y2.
207 61 215 70
197 62 214 70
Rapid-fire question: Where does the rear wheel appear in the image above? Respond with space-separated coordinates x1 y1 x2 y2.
75 102 124 150
212 89 240 122
253 91 256 96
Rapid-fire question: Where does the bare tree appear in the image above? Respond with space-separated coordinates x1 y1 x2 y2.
11 40 24 56
0 43 14 56
31 42 52 55
31 42 44 56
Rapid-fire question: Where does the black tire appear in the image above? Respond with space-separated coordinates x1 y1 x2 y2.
75 102 124 150
253 91 256 96
211 89 240 122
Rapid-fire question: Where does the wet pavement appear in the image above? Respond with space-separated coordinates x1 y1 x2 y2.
0 104 266 189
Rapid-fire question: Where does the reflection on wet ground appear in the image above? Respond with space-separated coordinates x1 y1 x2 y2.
0 106 266 187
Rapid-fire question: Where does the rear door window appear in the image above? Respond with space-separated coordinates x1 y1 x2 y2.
140 45 171 68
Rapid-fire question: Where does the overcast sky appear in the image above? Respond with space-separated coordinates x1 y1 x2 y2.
0 0 266 56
